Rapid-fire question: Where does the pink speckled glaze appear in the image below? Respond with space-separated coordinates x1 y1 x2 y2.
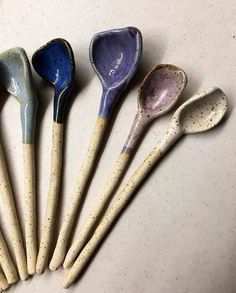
122 64 187 153
139 65 185 114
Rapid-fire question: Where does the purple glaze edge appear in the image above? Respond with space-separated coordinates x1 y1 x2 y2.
89 27 143 118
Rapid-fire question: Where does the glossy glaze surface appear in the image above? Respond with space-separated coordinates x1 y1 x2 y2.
90 27 142 118
32 39 75 123
0 48 37 143
123 64 187 153
139 64 186 114
62 87 228 288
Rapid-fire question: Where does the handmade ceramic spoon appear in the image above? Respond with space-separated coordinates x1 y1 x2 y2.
61 64 187 269
32 38 75 274
62 87 228 288
0 270 9 291
49 27 142 270
0 47 37 279
0 230 18 284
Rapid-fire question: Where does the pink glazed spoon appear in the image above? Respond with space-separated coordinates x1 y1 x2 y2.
63 64 187 268
63 87 228 288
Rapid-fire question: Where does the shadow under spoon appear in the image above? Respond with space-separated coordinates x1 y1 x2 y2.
62 87 228 288
63 63 187 269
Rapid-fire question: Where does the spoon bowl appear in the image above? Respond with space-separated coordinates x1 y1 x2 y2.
62 87 229 288
138 64 187 117
49 28 142 271
0 47 37 143
32 38 75 274
175 87 228 134
90 27 142 117
32 38 75 122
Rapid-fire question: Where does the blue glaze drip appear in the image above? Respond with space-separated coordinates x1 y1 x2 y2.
32 39 75 123
90 27 142 118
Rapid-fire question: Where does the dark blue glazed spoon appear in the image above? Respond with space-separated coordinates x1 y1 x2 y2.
49 27 142 271
32 38 75 123
32 38 75 274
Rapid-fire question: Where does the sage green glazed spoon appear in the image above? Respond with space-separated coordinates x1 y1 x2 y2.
0 47 38 279
63 87 228 288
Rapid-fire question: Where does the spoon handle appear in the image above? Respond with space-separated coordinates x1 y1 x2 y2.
0 271 10 291
0 230 18 284
49 116 107 271
62 128 181 288
23 143 37 275
36 122 64 274
63 152 131 269
0 144 28 281
62 112 149 269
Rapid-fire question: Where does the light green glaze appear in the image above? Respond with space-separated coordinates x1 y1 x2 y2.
0 48 37 143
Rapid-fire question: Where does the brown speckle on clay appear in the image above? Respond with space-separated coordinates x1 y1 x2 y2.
62 87 228 288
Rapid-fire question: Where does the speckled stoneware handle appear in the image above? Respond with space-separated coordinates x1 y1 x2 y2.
62 88 228 288
0 144 28 280
49 27 142 271
0 47 38 275
32 38 75 274
49 117 107 270
0 271 9 291
23 143 37 274
36 122 64 274
0 230 18 284
63 151 130 268
63 117 144 268
63 64 187 268
63 128 180 288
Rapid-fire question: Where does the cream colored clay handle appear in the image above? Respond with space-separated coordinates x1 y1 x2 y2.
0 230 18 284
0 144 28 281
36 122 64 274
23 143 37 275
0 271 9 292
63 151 131 269
49 117 107 271
62 129 181 288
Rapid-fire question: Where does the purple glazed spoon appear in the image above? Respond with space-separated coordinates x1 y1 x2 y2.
49 27 142 270
63 64 187 269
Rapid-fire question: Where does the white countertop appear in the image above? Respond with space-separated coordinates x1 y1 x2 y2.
0 0 235 292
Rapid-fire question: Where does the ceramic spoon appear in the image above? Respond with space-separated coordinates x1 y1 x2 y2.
62 64 187 269
49 27 142 270
32 39 75 274
0 270 10 292
62 87 228 288
0 230 18 284
0 47 38 279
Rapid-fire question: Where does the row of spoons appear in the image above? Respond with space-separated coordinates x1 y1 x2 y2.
0 27 228 290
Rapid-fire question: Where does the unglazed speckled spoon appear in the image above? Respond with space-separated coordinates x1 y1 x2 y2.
0 230 18 284
62 64 187 269
32 39 75 274
0 47 38 279
49 27 142 271
62 87 228 288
